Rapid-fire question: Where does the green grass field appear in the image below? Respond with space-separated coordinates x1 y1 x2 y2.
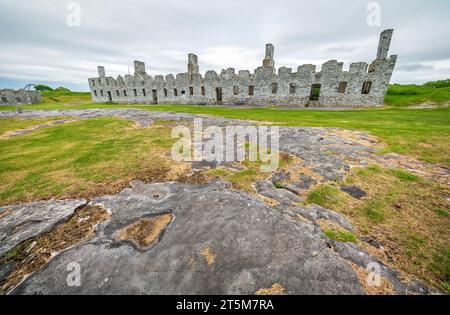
0 118 179 205
385 84 450 107
1 84 449 166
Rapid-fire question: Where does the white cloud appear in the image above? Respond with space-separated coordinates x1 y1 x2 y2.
0 0 449 90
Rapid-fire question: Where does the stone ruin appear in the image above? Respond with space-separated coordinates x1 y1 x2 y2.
89 29 397 107
0 89 42 106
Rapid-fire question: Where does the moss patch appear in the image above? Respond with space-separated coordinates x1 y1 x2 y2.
306 184 341 208
325 229 358 243
389 168 422 182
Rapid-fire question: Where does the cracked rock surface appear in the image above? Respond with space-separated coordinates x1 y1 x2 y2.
255 179 304 205
12 181 364 295
286 205 354 232
0 199 87 257
329 241 429 295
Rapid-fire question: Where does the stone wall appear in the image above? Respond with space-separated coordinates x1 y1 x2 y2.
0 89 42 105
88 29 397 108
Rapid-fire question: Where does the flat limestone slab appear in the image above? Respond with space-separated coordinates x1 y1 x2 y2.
12 181 363 295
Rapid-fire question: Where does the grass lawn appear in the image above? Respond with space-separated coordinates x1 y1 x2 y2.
41 91 92 105
0 118 184 205
385 84 450 107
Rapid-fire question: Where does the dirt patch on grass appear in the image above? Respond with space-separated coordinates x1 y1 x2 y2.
0 159 200 207
255 283 285 295
178 172 210 184
0 204 110 294
325 129 381 149
116 214 173 248
65 164 173 201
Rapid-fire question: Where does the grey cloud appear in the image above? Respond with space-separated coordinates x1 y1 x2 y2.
0 0 449 90
396 63 434 72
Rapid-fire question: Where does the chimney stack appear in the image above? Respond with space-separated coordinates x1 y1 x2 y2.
188 53 199 74
263 44 275 69
377 29 394 59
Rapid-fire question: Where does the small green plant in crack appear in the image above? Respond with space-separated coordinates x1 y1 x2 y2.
3 239 34 261
323 149 338 156
429 246 450 293
389 168 422 182
362 199 385 222
435 208 449 217
306 184 341 207
357 164 382 177
442 282 450 293
324 230 358 243
360 191 397 222
274 182 283 189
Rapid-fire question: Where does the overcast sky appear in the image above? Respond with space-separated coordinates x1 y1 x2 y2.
0 0 449 91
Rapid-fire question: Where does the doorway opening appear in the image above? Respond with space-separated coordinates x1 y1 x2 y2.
107 91 112 102
215 87 223 103
152 90 158 103
309 84 321 101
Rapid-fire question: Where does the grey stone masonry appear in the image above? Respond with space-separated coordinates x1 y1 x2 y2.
97 66 106 77
377 29 394 60
89 29 397 107
0 89 42 106
188 53 199 74
263 44 275 69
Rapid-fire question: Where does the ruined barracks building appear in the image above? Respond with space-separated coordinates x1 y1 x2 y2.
89 29 397 107
0 89 42 106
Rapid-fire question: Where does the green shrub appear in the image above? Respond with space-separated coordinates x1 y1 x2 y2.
35 84 53 91
423 79 450 88
55 87 71 92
